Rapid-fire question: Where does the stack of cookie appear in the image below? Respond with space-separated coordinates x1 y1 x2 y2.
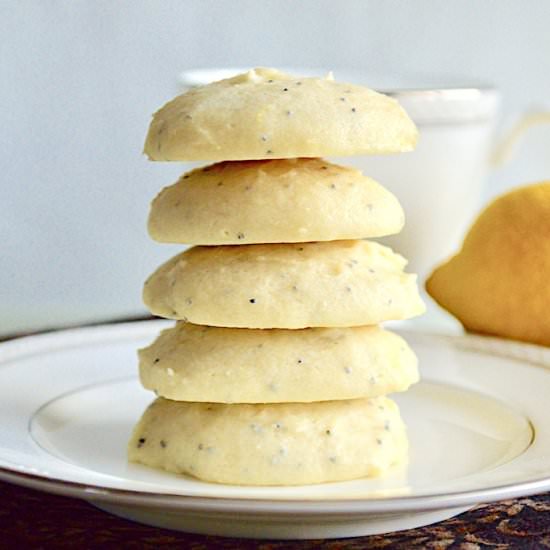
128 68 424 485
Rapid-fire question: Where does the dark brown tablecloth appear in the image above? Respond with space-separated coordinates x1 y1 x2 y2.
2 480 550 548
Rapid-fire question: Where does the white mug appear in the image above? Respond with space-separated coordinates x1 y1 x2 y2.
178 68 500 288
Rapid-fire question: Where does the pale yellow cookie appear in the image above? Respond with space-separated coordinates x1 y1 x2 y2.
143 240 425 329
144 68 417 161
139 323 418 403
128 396 407 485
148 158 404 245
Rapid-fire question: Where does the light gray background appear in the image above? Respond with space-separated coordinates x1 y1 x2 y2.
2 0 550 334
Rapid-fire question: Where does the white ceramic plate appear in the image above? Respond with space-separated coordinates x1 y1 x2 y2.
1 320 549 539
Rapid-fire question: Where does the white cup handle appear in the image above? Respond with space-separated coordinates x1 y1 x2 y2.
490 110 550 168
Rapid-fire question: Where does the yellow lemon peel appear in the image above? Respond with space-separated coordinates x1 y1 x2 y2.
426 181 550 346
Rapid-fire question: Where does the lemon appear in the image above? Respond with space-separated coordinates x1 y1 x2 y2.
426 181 550 346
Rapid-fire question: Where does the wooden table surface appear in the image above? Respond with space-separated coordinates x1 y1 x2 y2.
2 320 550 548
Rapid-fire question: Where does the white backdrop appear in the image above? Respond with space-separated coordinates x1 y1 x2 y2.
2 0 550 334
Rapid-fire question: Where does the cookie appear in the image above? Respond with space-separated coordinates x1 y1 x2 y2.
128 396 407 485
144 68 417 161
143 240 425 328
148 158 404 245
139 323 418 403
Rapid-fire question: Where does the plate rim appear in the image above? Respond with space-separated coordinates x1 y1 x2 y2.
1 319 550 515
2 465 550 515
